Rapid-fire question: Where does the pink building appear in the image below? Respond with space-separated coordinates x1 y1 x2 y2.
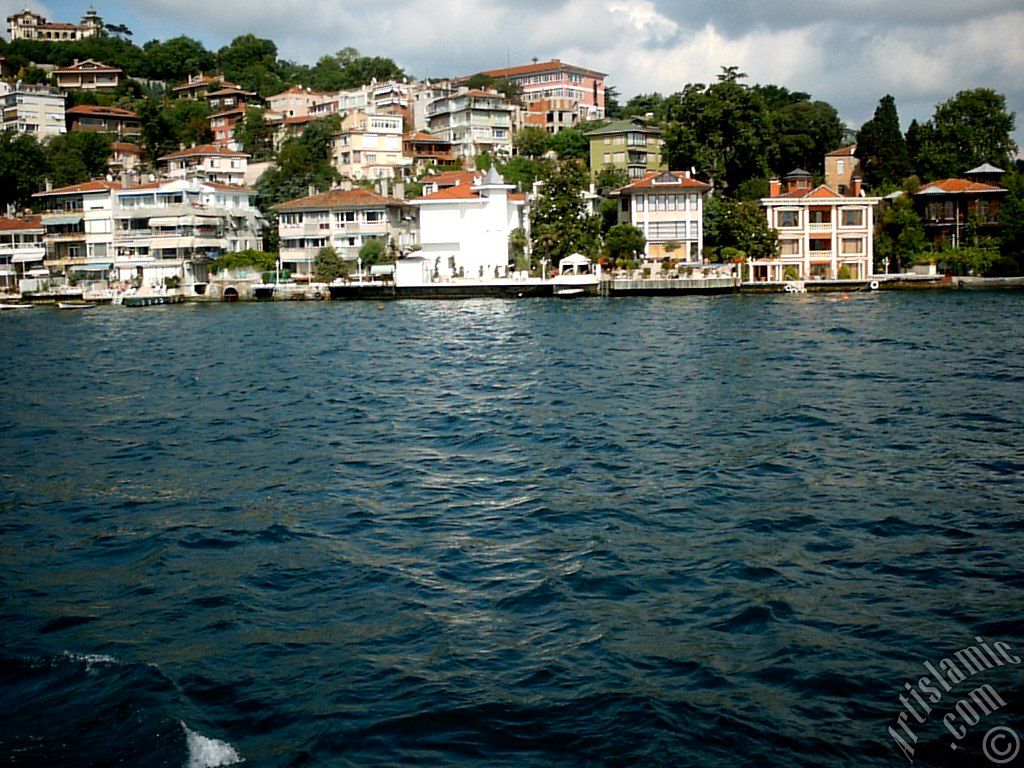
478 59 606 128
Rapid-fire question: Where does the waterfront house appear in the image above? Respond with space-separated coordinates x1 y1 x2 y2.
476 59 606 127
275 187 416 278
330 111 410 181
33 180 119 288
913 170 1007 249
7 7 104 41
426 88 514 165
66 105 141 138
54 59 123 91
0 214 45 294
585 119 665 180
112 178 263 291
157 144 249 186
406 166 525 281
613 171 712 263
0 82 66 140
757 169 879 281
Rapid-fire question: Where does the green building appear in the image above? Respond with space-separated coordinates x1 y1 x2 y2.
585 119 665 180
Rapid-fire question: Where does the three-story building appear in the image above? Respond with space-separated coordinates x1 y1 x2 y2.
614 171 712 262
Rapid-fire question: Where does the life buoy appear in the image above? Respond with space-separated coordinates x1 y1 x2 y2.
869 280 879 291
784 284 795 293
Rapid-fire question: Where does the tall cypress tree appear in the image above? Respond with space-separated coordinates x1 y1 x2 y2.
856 95 911 189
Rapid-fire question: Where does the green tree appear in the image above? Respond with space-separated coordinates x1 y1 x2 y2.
548 127 589 161
873 194 928 273
662 68 774 194
594 167 628 196
313 247 349 282
605 223 645 260
771 99 844 176
139 98 212 161
257 116 342 215
0 132 49 210
703 197 777 259
234 108 272 159
498 155 551 189
856 95 911 189
141 36 215 82
529 159 601 261
333 47 405 89
604 85 622 119
358 237 389 265
513 127 551 158
619 92 666 121
44 132 113 187
509 227 529 271
997 172 1024 270
912 89 1018 179
217 34 283 95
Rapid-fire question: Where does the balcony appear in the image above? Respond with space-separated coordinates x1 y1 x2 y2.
808 222 832 232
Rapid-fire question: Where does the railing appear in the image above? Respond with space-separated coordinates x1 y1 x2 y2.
808 221 832 231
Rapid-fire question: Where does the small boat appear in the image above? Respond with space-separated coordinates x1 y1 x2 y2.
554 287 586 298
57 301 95 310
0 303 34 310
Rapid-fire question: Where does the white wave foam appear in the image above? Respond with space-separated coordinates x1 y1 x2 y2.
62 651 118 671
182 723 242 768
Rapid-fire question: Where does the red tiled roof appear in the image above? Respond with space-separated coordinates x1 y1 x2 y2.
33 180 119 196
772 183 846 199
66 105 138 118
915 178 1007 194
158 144 249 161
282 115 317 125
826 144 857 157
111 142 144 154
480 59 606 79
172 75 238 92
618 171 711 192
0 215 43 231
206 87 256 98
464 89 506 99
423 170 477 187
274 188 407 211
54 59 122 74
209 108 247 119
404 131 448 143
415 185 525 203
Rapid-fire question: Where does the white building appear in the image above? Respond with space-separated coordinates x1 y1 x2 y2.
7 7 104 41
426 88 514 163
33 178 262 292
756 169 879 282
406 167 524 282
275 187 417 279
0 214 45 293
330 111 411 180
0 82 67 140
614 171 712 262
310 80 410 119
157 144 250 186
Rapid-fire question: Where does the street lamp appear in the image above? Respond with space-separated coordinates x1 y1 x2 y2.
357 257 363 283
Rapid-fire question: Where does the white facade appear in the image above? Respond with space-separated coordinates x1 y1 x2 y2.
615 171 711 262
7 8 104 41
426 89 514 162
157 144 250 186
757 174 879 282
409 167 524 282
0 83 67 140
0 216 45 293
330 111 411 180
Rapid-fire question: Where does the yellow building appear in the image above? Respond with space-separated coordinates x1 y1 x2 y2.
330 111 411 181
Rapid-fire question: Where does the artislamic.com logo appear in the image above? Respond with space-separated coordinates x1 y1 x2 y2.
890 636 1020 764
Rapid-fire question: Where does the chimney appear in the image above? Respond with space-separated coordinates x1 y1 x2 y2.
342 180 353 191
120 172 134 189
769 177 781 197
683 170 691 179
308 184 316 197
393 182 405 200
45 178 52 192
851 175 863 198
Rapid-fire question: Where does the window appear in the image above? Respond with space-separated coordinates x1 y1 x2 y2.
809 239 831 252
637 196 644 212
620 197 629 212
779 240 800 256
842 238 863 254
809 210 830 224
364 210 384 223
776 210 799 227
837 160 845 174
841 209 863 227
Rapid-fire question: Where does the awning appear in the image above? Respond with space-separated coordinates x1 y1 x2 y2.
26 268 50 276
148 216 182 227
43 214 83 225
11 253 45 263
69 262 112 272
370 264 395 276
149 237 191 249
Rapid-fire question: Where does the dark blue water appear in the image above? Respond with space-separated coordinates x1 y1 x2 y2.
1 293 1022 767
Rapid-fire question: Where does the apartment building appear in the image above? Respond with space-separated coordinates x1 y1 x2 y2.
330 111 410 180
275 187 417 277
0 215 45 293
586 120 665 180
0 82 66 139
426 88 514 163
66 105 141 138
478 59 606 127
54 59 124 91
157 144 250 186
614 171 712 262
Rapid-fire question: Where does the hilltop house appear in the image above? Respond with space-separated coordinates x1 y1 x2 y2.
7 7 104 41
756 169 879 281
613 171 712 263
66 105 141 138
824 145 861 196
402 167 525 283
54 59 124 91
475 58 606 129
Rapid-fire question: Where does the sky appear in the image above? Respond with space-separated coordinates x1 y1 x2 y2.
5 0 1024 150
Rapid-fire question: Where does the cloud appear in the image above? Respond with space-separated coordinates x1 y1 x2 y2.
18 0 1024 146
